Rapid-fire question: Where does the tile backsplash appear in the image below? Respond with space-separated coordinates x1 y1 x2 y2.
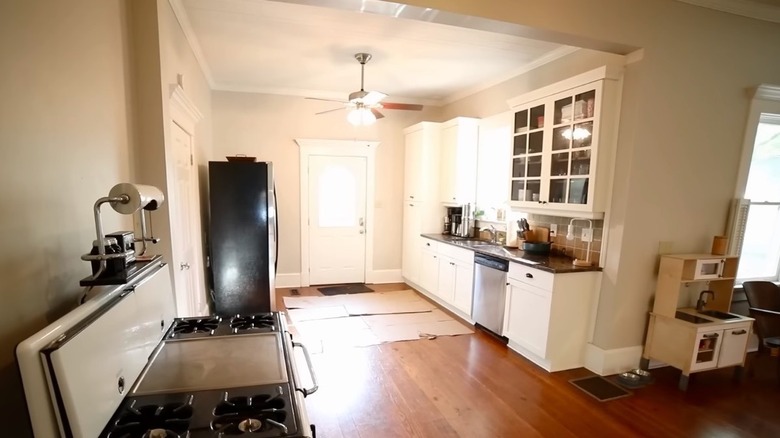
527 213 603 265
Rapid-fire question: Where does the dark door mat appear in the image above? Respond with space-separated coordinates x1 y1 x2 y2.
570 375 632 402
317 284 374 296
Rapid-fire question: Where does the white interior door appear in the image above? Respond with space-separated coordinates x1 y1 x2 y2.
170 122 200 316
308 155 367 285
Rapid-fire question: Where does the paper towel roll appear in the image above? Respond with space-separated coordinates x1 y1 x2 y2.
108 183 165 214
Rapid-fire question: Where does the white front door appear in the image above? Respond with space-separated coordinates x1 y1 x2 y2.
170 122 200 316
307 155 367 285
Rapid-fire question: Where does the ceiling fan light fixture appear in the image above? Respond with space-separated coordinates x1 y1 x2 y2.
347 107 376 126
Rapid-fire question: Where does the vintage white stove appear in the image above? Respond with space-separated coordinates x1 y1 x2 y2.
16 260 317 438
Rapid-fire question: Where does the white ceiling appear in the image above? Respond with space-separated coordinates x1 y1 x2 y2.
173 0 578 106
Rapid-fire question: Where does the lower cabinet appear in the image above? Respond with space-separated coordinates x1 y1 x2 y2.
503 280 551 359
502 263 600 372
414 238 475 319
419 243 440 296
644 314 752 377
438 256 475 315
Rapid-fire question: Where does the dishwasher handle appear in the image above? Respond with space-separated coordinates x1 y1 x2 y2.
474 253 509 271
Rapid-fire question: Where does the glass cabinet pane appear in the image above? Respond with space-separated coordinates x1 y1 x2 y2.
571 150 591 175
549 180 566 204
568 178 589 204
512 157 526 178
575 90 596 120
530 105 545 130
511 180 525 201
513 134 527 155
528 131 543 154
514 110 528 134
572 121 593 149
550 152 569 177
554 97 573 125
527 155 542 178
527 179 541 202
552 126 570 151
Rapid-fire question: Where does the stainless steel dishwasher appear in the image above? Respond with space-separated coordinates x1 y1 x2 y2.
472 253 509 337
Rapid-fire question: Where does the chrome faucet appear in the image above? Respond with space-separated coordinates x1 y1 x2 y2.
480 225 498 243
696 290 715 312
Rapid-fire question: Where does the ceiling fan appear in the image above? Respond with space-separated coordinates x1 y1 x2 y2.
306 53 423 125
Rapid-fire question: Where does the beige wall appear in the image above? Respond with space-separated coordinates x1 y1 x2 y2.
411 0 780 350
0 0 135 434
211 92 443 275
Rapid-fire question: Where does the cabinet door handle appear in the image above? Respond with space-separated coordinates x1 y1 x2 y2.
731 330 747 335
703 333 720 339
525 273 533 278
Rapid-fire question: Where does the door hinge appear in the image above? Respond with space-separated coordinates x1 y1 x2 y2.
190 154 193 165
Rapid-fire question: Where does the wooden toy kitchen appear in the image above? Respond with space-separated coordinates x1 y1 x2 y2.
641 253 754 390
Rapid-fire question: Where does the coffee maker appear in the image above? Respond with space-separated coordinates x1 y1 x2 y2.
445 204 475 237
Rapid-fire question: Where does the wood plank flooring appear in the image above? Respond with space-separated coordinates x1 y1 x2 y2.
277 284 780 438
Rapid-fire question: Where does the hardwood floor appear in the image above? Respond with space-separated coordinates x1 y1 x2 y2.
277 285 780 438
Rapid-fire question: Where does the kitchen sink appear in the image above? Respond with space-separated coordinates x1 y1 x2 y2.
697 310 741 320
675 311 711 324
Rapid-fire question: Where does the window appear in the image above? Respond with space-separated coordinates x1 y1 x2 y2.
734 87 780 283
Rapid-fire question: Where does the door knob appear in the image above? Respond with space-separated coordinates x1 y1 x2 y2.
180 262 190 270
359 217 365 226
359 230 365 234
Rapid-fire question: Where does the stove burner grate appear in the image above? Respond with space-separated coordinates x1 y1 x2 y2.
211 386 288 435
172 317 221 336
230 314 276 333
109 395 194 438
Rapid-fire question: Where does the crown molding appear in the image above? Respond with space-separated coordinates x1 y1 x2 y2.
212 83 440 107
168 0 215 88
677 0 780 24
754 84 780 101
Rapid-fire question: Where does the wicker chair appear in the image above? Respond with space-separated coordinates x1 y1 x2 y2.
742 281 780 380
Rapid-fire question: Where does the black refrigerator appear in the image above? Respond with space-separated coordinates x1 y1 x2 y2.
208 161 277 316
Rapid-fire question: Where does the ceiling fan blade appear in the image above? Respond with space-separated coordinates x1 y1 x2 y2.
315 107 345 115
371 108 385 120
362 91 387 106
306 97 348 103
381 102 423 111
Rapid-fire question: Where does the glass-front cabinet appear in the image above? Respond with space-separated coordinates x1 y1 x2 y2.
507 66 621 219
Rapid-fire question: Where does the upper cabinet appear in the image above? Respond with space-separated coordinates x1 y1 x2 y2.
439 117 479 205
403 122 441 202
507 66 623 219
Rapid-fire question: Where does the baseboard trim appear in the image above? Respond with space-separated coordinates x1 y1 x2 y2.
367 269 403 284
275 273 301 288
584 343 644 376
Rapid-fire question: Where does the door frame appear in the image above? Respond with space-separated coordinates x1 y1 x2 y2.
296 139 378 287
167 84 206 316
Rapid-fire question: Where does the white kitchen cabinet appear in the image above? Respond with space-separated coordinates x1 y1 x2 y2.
401 202 422 284
419 241 440 296
439 117 479 205
404 122 441 202
506 66 622 219
717 326 751 368
435 243 475 315
502 262 600 372
504 280 551 358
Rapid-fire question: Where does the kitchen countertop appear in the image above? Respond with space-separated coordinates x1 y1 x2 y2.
654 307 754 327
421 233 602 274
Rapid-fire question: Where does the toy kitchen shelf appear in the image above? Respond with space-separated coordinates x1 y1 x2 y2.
641 253 754 391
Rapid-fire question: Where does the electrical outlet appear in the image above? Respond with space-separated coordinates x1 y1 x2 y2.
549 224 558 237
581 228 593 242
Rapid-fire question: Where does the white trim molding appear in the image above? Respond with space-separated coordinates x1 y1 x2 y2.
169 84 203 128
584 343 644 376
677 0 780 24
366 269 404 284
168 0 216 87
754 84 780 101
295 139 379 287
275 273 302 289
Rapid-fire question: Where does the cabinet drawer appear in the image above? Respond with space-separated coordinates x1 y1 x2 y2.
509 262 554 291
438 243 474 264
421 238 440 253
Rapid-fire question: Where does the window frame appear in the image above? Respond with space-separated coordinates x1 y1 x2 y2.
733 85 780 284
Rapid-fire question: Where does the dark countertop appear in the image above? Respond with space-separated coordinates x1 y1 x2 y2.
421 233 603 274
